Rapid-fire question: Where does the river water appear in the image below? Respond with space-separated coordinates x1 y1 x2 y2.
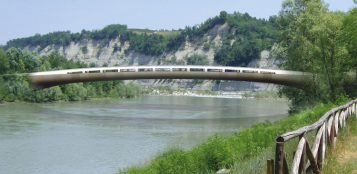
0 96 289 174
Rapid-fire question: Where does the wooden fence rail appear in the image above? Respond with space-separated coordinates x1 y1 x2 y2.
268 99 357 174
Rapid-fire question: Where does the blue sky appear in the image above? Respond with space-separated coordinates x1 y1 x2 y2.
0 0 356 44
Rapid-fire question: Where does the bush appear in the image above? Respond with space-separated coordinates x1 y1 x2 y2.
186 54 209 65
81 46 88 54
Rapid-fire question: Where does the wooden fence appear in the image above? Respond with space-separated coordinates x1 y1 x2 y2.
268 99 357 174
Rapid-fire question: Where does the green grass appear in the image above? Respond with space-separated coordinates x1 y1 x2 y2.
119 100 350 174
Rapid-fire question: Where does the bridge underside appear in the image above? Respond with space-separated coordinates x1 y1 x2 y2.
30 71 312 89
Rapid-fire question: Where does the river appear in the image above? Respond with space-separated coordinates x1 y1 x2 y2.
0 96 289 174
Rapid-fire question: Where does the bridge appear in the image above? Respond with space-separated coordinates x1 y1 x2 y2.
29 65 313 89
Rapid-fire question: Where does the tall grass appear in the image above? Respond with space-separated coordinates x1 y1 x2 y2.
321 118 357 174
120 100 349 174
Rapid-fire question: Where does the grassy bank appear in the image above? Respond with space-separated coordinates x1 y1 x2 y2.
120 99 350 174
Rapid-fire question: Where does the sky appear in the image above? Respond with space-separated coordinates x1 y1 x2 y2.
0 0 356 45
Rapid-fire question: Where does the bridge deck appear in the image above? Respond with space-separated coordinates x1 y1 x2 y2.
29 66 312 88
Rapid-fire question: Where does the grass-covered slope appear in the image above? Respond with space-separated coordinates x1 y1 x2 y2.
121 99 349 174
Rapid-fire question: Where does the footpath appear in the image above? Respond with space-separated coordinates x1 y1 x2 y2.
323 120 357 174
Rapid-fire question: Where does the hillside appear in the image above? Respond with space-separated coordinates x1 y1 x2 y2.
4 11 281 91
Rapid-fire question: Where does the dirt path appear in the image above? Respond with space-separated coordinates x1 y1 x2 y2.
337 136 357 174
323 120 357 174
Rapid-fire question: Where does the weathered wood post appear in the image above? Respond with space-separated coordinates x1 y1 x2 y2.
275 141 286 174
298 135 306 174
298 142 306 174
273 100 357 174
317 130 323 169
322 123 326 165
267 159 274 174
328 115 334 145
305 138 320 173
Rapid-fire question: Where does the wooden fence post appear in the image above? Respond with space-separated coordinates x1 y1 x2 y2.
275 142 285 174
267 159 274 174
273 100 357 174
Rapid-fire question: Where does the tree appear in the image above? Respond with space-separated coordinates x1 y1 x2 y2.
277 0 350 110
39 58 52 71
214 40 259 66
342 8 357 68
113 43 121 53
0 49 9 74
341 7 357 97
81 46 88 54
219 11 228 20
6 48 25 73
61 84 87 101
186 54 209 65
22 53 41 72
0 78 6 102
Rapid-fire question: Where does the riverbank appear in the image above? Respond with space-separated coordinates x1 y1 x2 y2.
0 86 281 105
145 87 280 99
120 99 350 174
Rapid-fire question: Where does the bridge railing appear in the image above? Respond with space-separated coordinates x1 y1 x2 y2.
31 65 305 76
268 99 357 174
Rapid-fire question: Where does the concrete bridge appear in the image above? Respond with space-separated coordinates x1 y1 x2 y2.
29 65 313 88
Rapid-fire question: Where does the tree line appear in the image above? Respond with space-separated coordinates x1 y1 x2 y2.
0 48 142 103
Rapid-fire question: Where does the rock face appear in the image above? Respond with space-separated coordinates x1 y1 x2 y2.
24 38 130 66
22 23 279 91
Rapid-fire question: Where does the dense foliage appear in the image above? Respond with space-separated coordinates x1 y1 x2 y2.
214 13 280 66
185 54 209 65
0 48 142 103
274 0 357 111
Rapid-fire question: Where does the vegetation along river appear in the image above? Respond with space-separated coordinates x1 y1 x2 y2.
0 96 289 174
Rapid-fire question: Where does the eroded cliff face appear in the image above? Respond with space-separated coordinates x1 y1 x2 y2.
22 23 279 91
22 23 231 67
